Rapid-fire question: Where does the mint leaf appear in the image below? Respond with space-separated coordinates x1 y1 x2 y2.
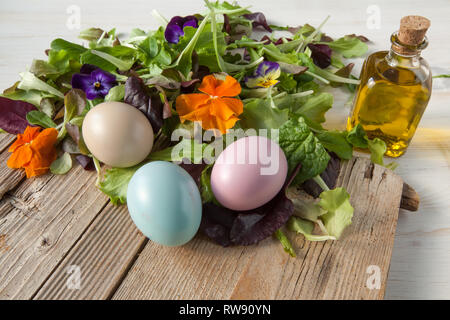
319 187 354 239
279 117 330 184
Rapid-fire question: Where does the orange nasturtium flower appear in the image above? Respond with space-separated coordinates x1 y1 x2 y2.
176 74 243 134
7 126 58 178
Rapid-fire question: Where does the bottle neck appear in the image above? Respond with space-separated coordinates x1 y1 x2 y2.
386 48 421 68
385 31 427 68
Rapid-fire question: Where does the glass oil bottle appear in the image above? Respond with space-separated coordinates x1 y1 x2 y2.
347 16 432 157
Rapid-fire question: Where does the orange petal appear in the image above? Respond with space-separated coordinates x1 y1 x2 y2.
218 97 243 117
200 113 240 134
24 165 49 178
9 126 41 152
30 128 58 156
176 93 210 121
214 75 242 97
208 98 236 121
198 75 219 96
7 145 33 169
199 75 241 97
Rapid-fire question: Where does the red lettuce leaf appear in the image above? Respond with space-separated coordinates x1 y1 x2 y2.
76 154 95 171
243 12 272 33
124 76 164 133
307 43 332 69
0 96 37 134
201 164 301 247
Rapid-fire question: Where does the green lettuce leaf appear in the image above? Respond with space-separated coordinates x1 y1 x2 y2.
367 138 386 166
99 165 140 205
319 187 354 238
288 216 335 241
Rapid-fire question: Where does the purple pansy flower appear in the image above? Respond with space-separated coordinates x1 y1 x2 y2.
164 15 198 44
71 65 117 100
244 61 281 89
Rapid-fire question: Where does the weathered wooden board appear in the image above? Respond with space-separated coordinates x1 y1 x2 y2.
111 157 403 300
0 164 108 299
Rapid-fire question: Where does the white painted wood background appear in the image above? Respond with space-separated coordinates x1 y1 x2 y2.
0 0 449 300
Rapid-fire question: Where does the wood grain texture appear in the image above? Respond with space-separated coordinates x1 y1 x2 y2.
0 164 107 299
113 157 403 300
34 203 146 300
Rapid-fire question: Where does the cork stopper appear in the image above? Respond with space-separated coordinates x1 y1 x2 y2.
398 15 430 45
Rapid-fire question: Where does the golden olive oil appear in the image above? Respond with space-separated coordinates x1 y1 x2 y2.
348 16 432 157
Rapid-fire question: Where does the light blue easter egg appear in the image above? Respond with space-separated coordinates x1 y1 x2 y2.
127 161 202 246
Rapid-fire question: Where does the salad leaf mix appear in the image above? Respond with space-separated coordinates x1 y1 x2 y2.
0 1 393 255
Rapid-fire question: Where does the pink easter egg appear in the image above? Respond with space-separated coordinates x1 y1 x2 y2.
211 136 288 211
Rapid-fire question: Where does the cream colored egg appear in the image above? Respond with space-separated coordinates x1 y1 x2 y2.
82 101 154 168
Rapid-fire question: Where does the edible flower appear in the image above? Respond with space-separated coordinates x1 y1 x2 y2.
165 15 198 44
176 74 243 134
71 65 117 100
7 126 58 178
244 61 281 88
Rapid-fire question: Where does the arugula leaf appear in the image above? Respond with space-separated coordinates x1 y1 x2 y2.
51 38 87 55
50 152 73 175
279 117 330 184
324 36 368 58
319 187 354 238
26 110 56 128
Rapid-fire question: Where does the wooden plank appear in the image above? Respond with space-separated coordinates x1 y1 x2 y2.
34 203 146 300
0 133 14 153
0 164 108 299
112 157 403 299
